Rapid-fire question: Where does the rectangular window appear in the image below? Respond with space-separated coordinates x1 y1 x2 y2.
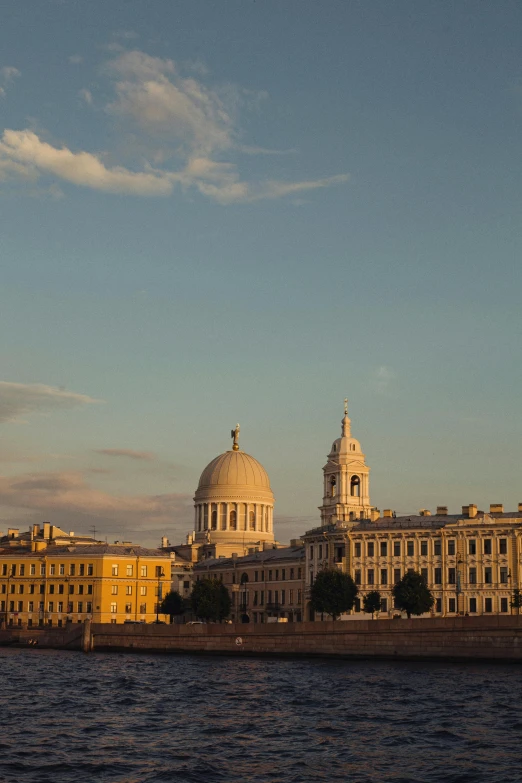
484 539 492 555
79 564 85 576
87 564 93 576
420 541 428 557
499 539 507 555
126 585 132 595
289 589 294 605
125 602 132 613
469 597 477 613
86 602 92 613
501 597 508 613
448 568 456 585
367 569 374 585
1 564 6 576
48 564 55 576
87 585 93 594
29 584 35 594
434 540 441 556
126 565 133 576
448 598 456 613
260 591 264 606
281 590 286 605
421 568 428 582
59 564 64 576
268 570 273 581
19 565 25 576
309 546 314 559
282 569 286 581
469 568 477 584
253 591 258 606
275 570 279 580
407 541 414 557
69 564 75 576
354 570 361 585
111 585 118 595
28 601 34 612
274 590 279 604
484 568 492 584
394 568 401 584
48 584 54 595
380 569 388 585
380 598 388 613
17 600 23 612
140 566 147 577
500 567 508 584
469 540 476 555
297 589 302 605
435 598 442 613
485 597 492 613
39 564 45 576
447 540 455 556
78 601 84 613
39 583 45 594
254 571 258 582
110 602 117 614
267 590 272 604
112 565 119 576
140 603 147 613
58 584 64 594
69 585 74 594
290 568 294 580
318 545 322 560
78 585 84 595
380 541 387 557
367 542 375 557
140 586 147 596
393 541 401 557
354 542 361 557
57 602 63 613
297 568 301 579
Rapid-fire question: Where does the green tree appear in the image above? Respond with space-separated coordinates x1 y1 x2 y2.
392 570 434 619
191 578 231 622
310 569 358 621
510 589 522 614
363 590 381 619
160 590 184 622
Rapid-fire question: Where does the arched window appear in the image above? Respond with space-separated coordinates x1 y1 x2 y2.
229 509 237 530
264 507 269 531
211 506 217 530
330 475 336 497
220 504 227 530
249 510 255 530
350 475 360 497
197 505 202 531
203 505 209 529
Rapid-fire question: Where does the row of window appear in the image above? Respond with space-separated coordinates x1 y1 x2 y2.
237 589 303 607
110 603 155 614
110 585 158 595
347 537 508 559
196 503 271 533
1 563 159 578
351 596 511 614
352 566 510 586
1 583 94 595
0 600 93 613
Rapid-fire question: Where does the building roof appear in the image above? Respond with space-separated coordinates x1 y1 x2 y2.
194 545 305 571
0 544 171 558
305 510 522 536
197 449 271 492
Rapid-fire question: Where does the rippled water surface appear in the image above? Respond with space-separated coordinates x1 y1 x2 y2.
1 649 521 783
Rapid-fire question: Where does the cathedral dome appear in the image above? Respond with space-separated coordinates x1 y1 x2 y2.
197 450 271 491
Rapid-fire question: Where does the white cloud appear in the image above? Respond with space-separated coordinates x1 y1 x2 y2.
68 55 83 64
0 382 102 424
374 366 395 395
0 66 20 98
95 449 156 461
78 88 93 105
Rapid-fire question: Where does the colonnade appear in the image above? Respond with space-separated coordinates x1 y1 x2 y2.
195 502 273 534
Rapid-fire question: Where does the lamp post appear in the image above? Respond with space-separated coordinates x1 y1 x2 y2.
155 567 165 623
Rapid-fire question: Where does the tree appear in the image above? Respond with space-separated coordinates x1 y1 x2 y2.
511 589 522 614
363 591 381 619
191 578 231 622
160 591 184 622
310 569 358 621
392 570 434 619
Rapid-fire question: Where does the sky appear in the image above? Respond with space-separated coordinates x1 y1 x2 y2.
1 0 521 547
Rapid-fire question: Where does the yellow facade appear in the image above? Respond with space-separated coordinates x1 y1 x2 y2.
0 544 172 627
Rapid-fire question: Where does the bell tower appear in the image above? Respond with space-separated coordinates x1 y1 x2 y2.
319 400 372 525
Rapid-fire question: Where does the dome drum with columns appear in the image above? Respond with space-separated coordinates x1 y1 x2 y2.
193 424 275 551
319 400 372 525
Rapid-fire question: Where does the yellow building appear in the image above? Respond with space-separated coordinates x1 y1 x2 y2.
0 543 172 627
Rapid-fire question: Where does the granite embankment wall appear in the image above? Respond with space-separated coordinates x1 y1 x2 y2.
2 616 522 661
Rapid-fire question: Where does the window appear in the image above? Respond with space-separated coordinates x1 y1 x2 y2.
260 591 265 606
318 545 322 560
69 564 75 576
28 601 34 612
350 475 360 497
394 568 401 584
111 585 118 595
354 570 361 585
140 603 147 613
249 511 255 530
289 589 294 605
484 539 492 555
29 584 35 594
17 601 23 612
393 541 401 557
140 586 147 596
485 597 492 613
380 598 388 612
229 510 237 530
499 539 507 555
10 584 15 594
87 564 93 576
297 590 302 605
447 540 455 556
58 584 64 594
254 571 258 582
57 602 63 613
297 568 302 580
367 569 375 586
484 568 492 584
19 565 25 577
281 590 286 605
86 602 92 613
421 568 428 582
282 569 286 581
59 564 64 576
125 603 132 613
1 564 5 576
500 567 509 584
501 597 508 613
253 591 258 606
79 564 85 576
110 603 117 614
69 585 74 594
140 566 147 577
380 542 387 557
39 564 45 576
290 568 294 580
126 586 132 595
112 565 119 576
406 541 414 557
469 597 477 613
39 584 45 594
354 543 361 558
274 590 279 605
267 590 272 605
48 564 54 576
309 546 314 559
434 540 441 556
268 570 273 581
275 570 279 580
78 602 84 613
380 569 388 585
78 585 84 595
448 598 456 613
420 541 428 557
87 585 93 595
126 565 133 576
367 542 374 557
49 584 54 595
469 540 476 555
469 568 477 584
448 568 456 585
435 598 442 613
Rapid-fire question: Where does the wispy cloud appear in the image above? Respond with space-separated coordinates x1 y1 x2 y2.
374 366 395 395
68 55 83 65
0 382 102 424
0 49 349 204
95 448 156 461
0 66 20 98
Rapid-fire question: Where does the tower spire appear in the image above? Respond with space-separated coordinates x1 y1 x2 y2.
231 423 240 451
342 398 351 437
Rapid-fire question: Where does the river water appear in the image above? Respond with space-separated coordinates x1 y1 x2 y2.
0 649 520 783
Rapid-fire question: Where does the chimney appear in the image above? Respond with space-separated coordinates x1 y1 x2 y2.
490 503 504 514
370 508 380 522
161 536 169 549
436 506 448 516
43 522 51 540
462 506 469 517
32 523 40 538
383 509 393 518
468 504 477 519
69 531 75 537
519 503 522 513
419 509 431 517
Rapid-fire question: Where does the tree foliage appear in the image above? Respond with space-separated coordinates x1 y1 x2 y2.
160 590 184 621
191 578 231 622
392 570 434 619
310 568 358 621
363 590 382 619
511 589 522 612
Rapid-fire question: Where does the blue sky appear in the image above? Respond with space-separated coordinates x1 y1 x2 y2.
1 1 521 546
